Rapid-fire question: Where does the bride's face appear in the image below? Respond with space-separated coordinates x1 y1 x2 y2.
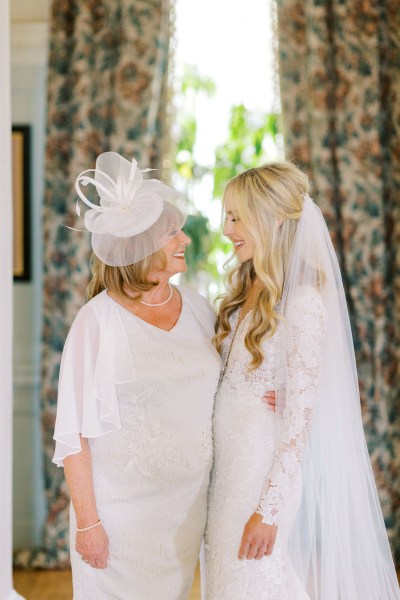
223 199 255 262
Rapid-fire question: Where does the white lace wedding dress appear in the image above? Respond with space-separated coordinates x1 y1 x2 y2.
205 289 326 599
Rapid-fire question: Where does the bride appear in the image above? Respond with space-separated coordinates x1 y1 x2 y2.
204 162 400 599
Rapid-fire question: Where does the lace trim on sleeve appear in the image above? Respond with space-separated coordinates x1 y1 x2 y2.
257 292 327 525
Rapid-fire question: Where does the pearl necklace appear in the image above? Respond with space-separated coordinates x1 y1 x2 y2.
124 283 173 307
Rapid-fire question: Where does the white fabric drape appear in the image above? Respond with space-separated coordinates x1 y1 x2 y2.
278 197 399 598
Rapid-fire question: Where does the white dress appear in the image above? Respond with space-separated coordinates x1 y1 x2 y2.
53 287 221 600
205 290 326 599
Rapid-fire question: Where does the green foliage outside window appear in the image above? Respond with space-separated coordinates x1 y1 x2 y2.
213 105 281 199
173 65 283 295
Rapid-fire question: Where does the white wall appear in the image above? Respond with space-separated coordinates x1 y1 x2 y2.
0 3 14 595
11 2 49 549
1 1 25 596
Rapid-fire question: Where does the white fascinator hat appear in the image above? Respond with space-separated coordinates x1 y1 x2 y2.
75 152 185 267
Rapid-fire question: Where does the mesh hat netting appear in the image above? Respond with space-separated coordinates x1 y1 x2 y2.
75 152 185 266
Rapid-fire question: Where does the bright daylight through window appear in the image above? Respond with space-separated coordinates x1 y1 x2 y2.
171 0 283 298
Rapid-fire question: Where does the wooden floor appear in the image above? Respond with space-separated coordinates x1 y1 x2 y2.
13 566 201 600
14 566 400 599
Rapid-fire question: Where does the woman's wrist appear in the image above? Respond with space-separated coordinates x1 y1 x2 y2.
75 511 100 530
76 518 102 533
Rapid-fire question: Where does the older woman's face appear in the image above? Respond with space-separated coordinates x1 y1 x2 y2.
223 199 255 262
151 229 191 278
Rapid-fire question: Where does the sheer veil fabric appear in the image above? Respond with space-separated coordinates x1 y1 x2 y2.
276 196 399 598
74 152 186 267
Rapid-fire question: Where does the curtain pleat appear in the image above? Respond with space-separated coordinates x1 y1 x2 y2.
276 0 400 561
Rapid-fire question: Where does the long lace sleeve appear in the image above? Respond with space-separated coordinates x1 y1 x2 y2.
257 291 327 525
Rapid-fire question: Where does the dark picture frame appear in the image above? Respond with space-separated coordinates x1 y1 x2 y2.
12 125 31 281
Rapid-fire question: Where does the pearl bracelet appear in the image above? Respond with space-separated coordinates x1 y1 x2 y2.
76 519 102 533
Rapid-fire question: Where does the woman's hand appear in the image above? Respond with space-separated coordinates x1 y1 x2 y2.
238 512 278 560
263 391 276 411
64 438 109 569
76 524 110 569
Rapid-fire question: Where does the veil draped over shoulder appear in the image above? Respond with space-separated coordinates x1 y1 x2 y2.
276 196 399 599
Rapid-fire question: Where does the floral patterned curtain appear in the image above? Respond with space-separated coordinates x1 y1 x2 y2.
276 0 400 561
14 0 172 568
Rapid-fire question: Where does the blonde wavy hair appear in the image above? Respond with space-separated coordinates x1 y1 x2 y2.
214 162 309 370
86 250 167 301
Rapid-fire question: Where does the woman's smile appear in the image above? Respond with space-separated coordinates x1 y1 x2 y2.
172 251 186 260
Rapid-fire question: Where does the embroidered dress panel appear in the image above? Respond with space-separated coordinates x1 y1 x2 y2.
56 289 220 600
205 289 326 599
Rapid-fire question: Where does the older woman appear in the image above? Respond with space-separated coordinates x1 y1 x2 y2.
52 152 221 599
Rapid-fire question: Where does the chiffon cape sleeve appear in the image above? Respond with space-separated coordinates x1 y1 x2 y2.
53 291 137 467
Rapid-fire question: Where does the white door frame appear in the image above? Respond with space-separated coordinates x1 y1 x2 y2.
0 0 25 597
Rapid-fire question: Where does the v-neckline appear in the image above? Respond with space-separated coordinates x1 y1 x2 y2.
221 309 252 375
234 307 253 331
105 289 185 333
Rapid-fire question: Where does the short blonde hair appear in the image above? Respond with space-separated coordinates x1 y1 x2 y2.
214 162 310 369
86 249 167 301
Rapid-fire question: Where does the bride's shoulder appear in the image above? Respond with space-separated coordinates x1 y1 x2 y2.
286 285 326 321
293 284 323 303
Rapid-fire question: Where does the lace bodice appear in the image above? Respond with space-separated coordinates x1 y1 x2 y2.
221 289 327 526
